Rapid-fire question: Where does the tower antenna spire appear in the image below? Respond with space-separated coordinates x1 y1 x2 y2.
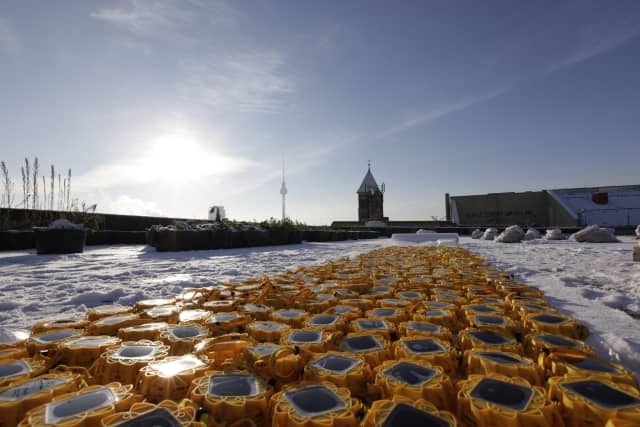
280 156 287 221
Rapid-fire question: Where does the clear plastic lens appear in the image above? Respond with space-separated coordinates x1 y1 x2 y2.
44 388 116 424
470 378 533 411
468 331 510 345
289 331 322 343
249 345 279 356
34 329 78 343
311 355 359 374
66 337 119 348
532 314 566 324
208 374 259 397
0 377 68 401
169 326 203 339
382 403 451 427
0 360 29 380
341 335 381 352
114 345 157 360
384 362 437 386
562 380 640 409
285 385 346 417
150 356 204 377
476 352 523 365
309 315 338 325
116 408 182 427
357 319 386 330
403 339 445 354
568 358 619 373
537 335 578 347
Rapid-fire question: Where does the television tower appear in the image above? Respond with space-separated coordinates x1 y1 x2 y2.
280 158 287 220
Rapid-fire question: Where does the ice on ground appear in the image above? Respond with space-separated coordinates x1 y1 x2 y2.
496 225 525 243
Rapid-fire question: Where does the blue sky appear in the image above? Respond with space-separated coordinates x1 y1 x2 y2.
1 1 639 224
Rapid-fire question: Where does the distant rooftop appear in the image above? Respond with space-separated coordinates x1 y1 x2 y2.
357 166 381 194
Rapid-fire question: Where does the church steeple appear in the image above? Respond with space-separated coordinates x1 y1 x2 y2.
357 162 385 223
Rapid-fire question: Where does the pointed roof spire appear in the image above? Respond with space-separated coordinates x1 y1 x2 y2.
357 162 381 193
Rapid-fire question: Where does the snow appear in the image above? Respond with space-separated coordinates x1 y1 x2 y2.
47 219 85 230
1 236 639 378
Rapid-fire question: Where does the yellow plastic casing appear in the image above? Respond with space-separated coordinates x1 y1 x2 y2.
458 328 524 355
364 307 409 324
322 305 362 322
206 312 251 337
190 370 273 427
349 318 397 341
202 300 237 313
0 358 49 387
247 321 291 342
467 314 519 337
101 400 204 427
86 314 145 336
31 318 88 334
339 298 374 312
548 376 640 427
159 323 210 356
525 334 595 360
85 305 131 321
362 397 458 427
543 351 639 387
194 333 256 371
372 359 455 411
141 305 182 324
397 321 453 343
522 312 589 340
392 337 458 375
304 314 348 333
457 374 562 427
137 355 209 403
91 340 169 386
26 329 84 358
0 347 28 361
463 350 543 386
304 351 372 399
244 344 305 384
0 372 83 427
413 309 460 332
270 381 363 427
280 329 342 355
133 298 175 312
178 309 212 325
56 336 121 368
270 309 309 329
239 304 273 321
117 322 168 341
18 382 140 427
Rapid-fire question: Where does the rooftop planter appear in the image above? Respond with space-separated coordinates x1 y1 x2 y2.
34 220 87 254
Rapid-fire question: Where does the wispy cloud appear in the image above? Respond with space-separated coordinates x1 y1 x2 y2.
179 51 294 113
0 16 19 55
102 194 163 216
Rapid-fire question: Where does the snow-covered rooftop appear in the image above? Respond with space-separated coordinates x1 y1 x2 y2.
549 185 640 226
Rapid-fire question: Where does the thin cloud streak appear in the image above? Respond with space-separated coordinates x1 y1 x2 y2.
0 16 19 55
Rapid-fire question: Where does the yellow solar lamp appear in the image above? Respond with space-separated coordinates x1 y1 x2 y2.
458 374 561 427
247 321 291 342
392 337 458 375
280 329 341 355
159 324 209 355
270 309 309 328
194 333 256 371
548 377 640 427
463 350 543 386
1 347 28 363
339 298 374 311
31 318 87 334
133 298 175 312
102 400 204 427
544 351 638 387
372 360 455 410
398 321 453 342
413 309 459 331
338 333 391 367
394 290 426 302
86 305 131 321
300 293 336 313
376 298 412 310
468 314 519 336
506 295 548 311
305 314 348 333
18 383 140 427
0 359 49 387
513 303 559 320
270 382 362 427
239 303 273 321
117 322 168 341
432 294 466 307
244 344 304 383
606 418 640 427
458 328 523 354
56 335 121 368
304 352 371 399
205 311 248 335
523 312 589 340
141 305 181 323
178 309 211 324
202 300 237 313
324 305 362 322
0 329 30 348
361 397 458 427
190 370 273 427
462 304 503 320
137 355 208 403
87 314 145 336
349 319 396 340
91 340 170 385
0 372 82 427
363 286 394 300
525 333 594 359
26 329 83 357
365 307 408 324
